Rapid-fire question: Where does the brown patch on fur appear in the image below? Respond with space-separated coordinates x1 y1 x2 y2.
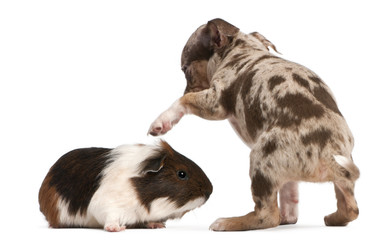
220 67 265 139
251 55 279 66
301 128 333 149
183 60 210 94
224 53 248 69
220 69 259 115
252 171 273 199
262 139 277 157
236 59 252 73
220 45 234 60
309 75 324 85
233 39 247 48
181 27 213 68
276 93 325 120
292 73 311 91
268 75 286 91
244 85 264 139
219 82 238 115
275 112 301 129
132 142 213 211
256 200 263 210
239 71 256 100
313 86 342 116
39 175 60 227
46 148 112 216
159 140 176 157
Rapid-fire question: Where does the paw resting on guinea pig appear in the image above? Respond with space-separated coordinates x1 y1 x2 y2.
38 140 212 232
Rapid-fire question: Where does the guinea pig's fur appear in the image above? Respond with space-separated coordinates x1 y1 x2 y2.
38 140 212 232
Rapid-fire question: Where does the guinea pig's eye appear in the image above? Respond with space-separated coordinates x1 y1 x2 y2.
177 170 188 180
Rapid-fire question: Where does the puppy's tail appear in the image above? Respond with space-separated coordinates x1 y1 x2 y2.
333 155 360 181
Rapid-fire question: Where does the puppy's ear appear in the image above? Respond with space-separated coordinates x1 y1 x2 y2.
139 154 166 174
207 18 239 48
250 31 281 54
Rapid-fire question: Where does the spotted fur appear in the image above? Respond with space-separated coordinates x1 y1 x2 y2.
148 18 359 230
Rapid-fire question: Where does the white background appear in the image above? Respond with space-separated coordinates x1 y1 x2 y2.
1 0 386 239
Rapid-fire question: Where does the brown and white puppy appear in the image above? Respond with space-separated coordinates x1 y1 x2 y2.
148 18 359 231
39 140 212 231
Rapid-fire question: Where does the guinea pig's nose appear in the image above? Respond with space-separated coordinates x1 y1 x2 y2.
203 189 212 200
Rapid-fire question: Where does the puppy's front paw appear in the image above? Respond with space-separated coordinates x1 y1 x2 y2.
148 117 172 136
104 223 126 232
210 218 229 231
148 108 184 136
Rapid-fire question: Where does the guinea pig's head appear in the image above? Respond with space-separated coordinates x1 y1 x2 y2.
131 140 213 218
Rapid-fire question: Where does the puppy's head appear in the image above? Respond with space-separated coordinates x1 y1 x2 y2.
181 18 239 94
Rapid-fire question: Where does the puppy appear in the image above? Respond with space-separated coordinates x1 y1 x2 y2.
148 18 359 231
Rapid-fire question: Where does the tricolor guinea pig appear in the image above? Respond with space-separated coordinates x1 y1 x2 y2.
38 140 212 232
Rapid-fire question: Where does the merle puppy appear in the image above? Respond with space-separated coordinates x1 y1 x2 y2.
148 18 359 231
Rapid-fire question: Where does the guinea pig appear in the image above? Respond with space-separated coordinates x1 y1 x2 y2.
38 140 213 232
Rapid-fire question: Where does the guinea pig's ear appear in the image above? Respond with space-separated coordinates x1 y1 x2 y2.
207 18 239 48
139 154 166 175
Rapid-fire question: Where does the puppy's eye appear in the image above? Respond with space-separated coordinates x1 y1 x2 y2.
181 65 188 73
177 170 188 180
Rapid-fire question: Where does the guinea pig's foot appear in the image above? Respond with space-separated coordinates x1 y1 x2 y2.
146 222 166 229
104 223 126 232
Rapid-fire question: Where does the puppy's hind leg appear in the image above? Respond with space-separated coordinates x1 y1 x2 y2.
210 145 282 231
324 180 359 226
325 155 359 226
210 170 281 231
279 181 299 225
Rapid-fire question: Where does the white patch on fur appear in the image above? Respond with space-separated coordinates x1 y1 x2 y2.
333 155 351 169
56 144 165 228
149 197 206 220
88 144 161 227
132 197 206 224
57 197 99 227
148 99 186 135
